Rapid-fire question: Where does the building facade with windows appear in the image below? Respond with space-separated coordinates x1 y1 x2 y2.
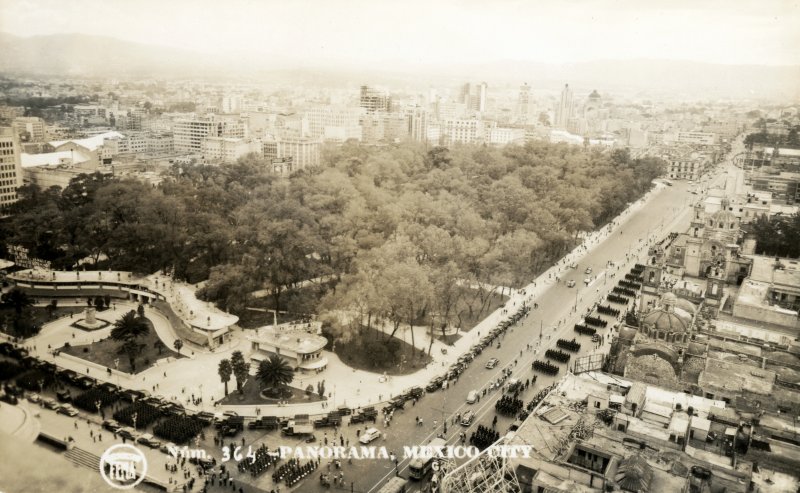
0 127 23 216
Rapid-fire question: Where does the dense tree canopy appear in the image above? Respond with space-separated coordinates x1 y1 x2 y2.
3 141 664 348
748 213 800 258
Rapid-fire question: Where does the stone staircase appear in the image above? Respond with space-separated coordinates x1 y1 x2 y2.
65 446 101 471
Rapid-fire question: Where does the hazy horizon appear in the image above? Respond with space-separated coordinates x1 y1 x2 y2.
1 0 799 68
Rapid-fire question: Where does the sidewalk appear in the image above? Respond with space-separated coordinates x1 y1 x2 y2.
10 181 672 421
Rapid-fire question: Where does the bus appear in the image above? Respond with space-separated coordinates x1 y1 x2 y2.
408 437 447 480
376 476 409 493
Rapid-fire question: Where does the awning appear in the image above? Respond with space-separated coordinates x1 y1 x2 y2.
299 357 328 370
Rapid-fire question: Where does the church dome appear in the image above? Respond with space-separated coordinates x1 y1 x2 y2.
710 209 737 229
588 90 601 99
675 298 697 314
643 310 689 334
642 292 690 335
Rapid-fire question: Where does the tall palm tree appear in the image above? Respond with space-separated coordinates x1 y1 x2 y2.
218 359 233 396
111 311 149 342
230 350 249 394
111 311 149 372
256 355 294 397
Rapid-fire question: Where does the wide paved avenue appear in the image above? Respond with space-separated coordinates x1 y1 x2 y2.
305 174 711 493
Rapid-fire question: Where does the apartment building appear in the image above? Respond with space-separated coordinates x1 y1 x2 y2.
262 135 321 172
12 117 47 143
0 127 23 216
304 106 364 141
441 119 485 145
173 114 247 153
202 137 260 164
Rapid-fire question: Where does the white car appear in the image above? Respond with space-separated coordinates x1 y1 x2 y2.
567 280 576 288
359 427 381 444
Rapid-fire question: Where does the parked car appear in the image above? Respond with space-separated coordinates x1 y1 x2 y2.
118 427 141 441
56 404 79 417
466 390 478 404
75 376 96 390
56 389 72 403
485 358 499 369
592 334 601 343
567 280 576 288
160 442 178 455
403 387 424 400
137 433 162 449
58 369 79 384
42 397 59 410
460 411 474 426
196 411 215 425
425 377 444 392
27 393 41 404
102 420 122 433
585 267 593 274
359 427 381 444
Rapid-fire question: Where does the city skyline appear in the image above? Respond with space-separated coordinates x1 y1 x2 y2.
1 0 799 67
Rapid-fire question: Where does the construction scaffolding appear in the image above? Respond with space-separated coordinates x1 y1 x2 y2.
439 441 520 493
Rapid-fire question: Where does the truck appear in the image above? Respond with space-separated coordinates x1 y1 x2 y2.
282 419 313 436
248 416 280 431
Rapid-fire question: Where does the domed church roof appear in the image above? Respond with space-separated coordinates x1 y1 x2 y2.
642 292 690 334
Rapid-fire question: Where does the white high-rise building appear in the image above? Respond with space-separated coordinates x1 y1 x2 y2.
517 83 531 122
556 84 574 129
0 127 23 216
173 115 247 153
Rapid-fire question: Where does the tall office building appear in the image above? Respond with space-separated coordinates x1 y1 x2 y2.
0 127 23 216
359 86 391 113
517 83 531 121
461 82 488 113
556 83 574 129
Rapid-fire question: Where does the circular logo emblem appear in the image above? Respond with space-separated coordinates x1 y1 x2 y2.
99 444 148 489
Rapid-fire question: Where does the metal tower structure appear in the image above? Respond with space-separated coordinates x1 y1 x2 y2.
439 440 520 493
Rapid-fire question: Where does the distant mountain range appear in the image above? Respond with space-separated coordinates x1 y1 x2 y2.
1 32 798 100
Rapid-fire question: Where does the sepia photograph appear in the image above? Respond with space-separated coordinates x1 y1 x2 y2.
0 1 799 492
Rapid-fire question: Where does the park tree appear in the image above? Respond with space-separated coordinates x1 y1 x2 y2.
111 311 149 372
218 359 233 396
256 355 294 398
173 339 183 355
2 289 33 315
230 350 249 394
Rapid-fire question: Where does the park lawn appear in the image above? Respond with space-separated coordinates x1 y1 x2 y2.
60 317 184 374
219 378 324 405
325 326 432 376
0 306 85 336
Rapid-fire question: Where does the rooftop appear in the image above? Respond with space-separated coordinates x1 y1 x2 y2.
698 358 776 396
50 131 124 152
747 255 800 289
249 327 327 355
21 150 92 168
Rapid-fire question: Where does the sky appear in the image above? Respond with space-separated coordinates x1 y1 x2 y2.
1 0 799 67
